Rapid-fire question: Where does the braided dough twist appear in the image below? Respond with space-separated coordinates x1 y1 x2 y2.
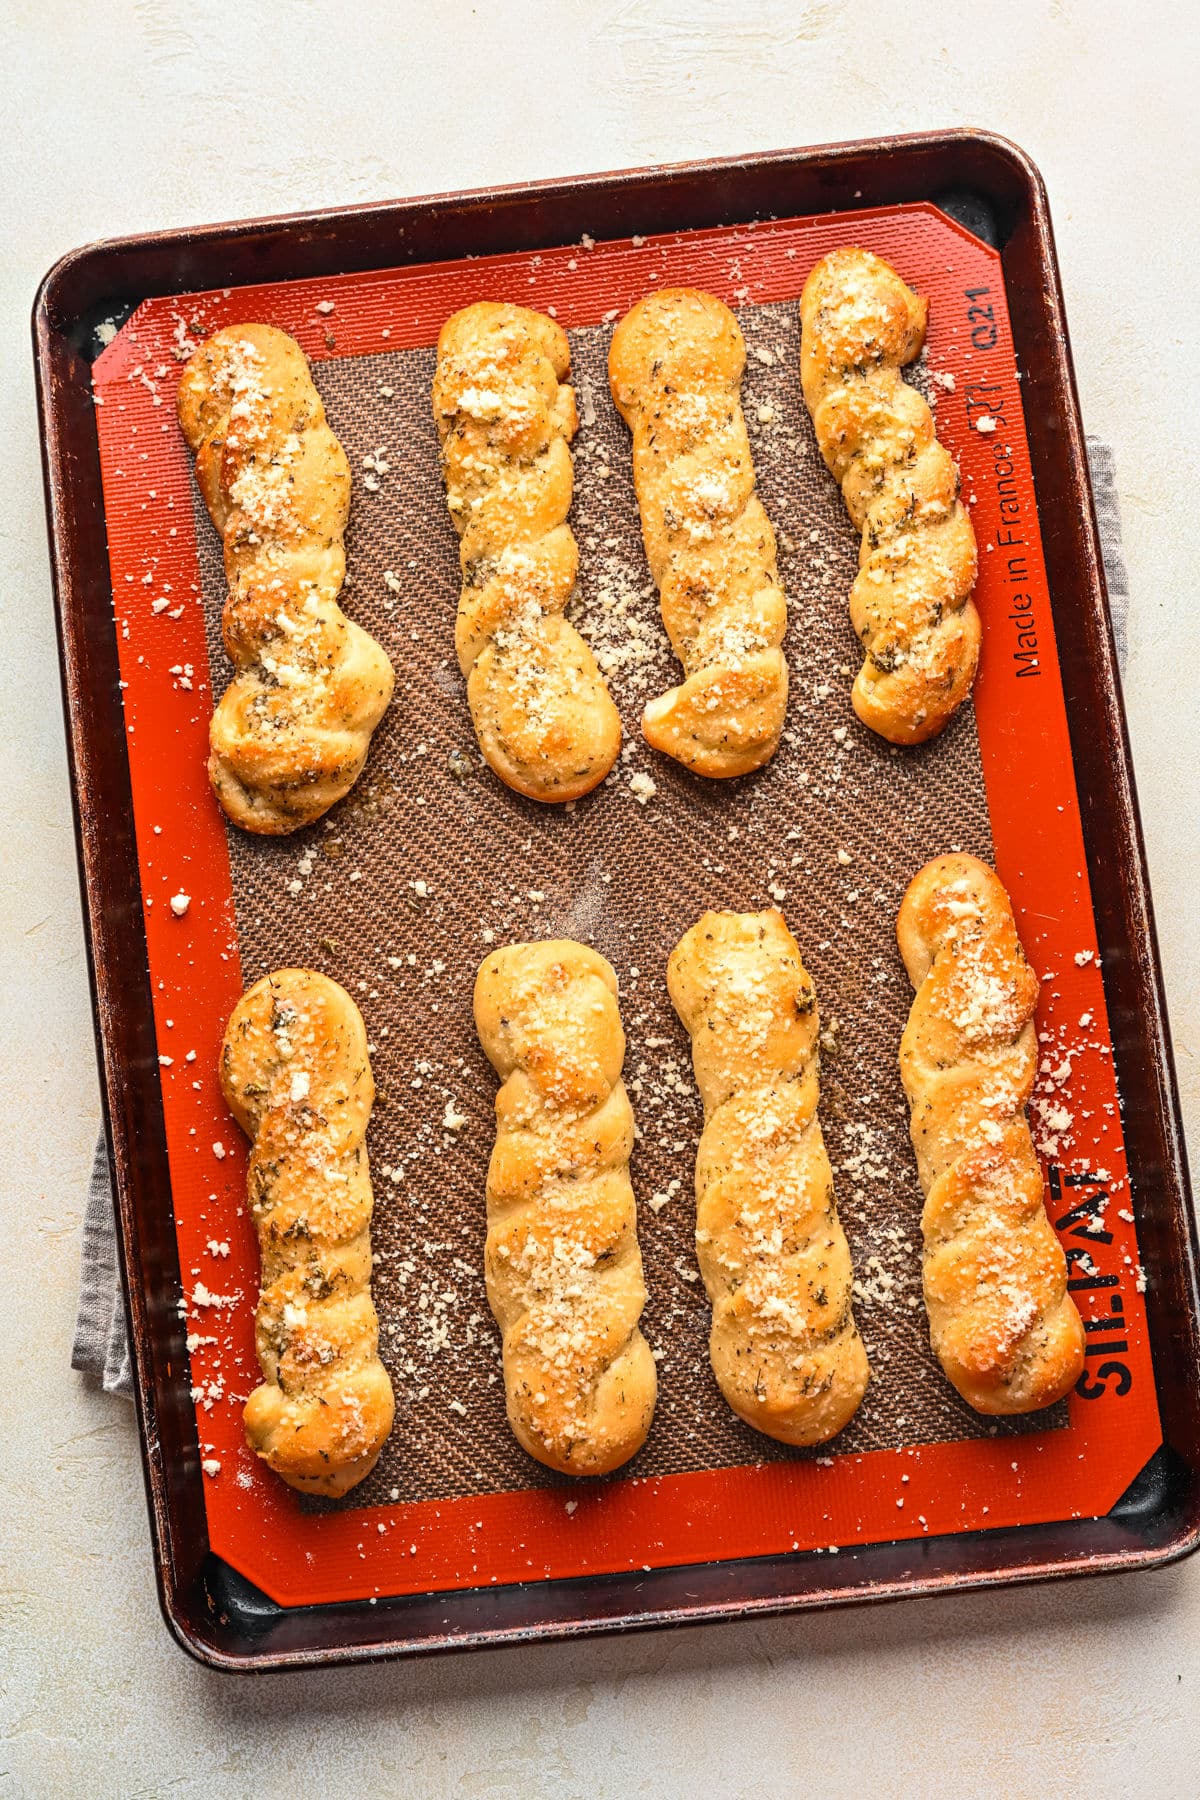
609 289 788 777
800 249 980 744
668 911 869 1445
178 325 395 833
897 855 1085 1414
220 969 395 1495
433 303 621 803
474 940 656 1475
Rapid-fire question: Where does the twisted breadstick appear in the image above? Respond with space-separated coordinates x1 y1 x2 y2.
473 940 656 1475
220 968 395 1495
897 855 1085 1413
668 911 869 1445
609 289 788 778
433 303 621 803
177 325 394 833
800 249 980 744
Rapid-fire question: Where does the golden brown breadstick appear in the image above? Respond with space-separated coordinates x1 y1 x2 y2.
800 249 980 744
433 303 621 803
220 969 395 1495
178 325 394 833
609 288 788 777
668 910 869 1445
474 939 656 1474
897 855 1085 1413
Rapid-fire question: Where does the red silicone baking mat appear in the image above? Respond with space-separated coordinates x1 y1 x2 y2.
90 201 1160 1608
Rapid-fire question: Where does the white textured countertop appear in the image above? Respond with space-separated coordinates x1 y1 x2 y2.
3 3 1199 1794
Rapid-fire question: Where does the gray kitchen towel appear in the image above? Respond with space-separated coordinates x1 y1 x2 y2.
72 1135 134 1395
1086 439 1131 670
71 437 1133 1400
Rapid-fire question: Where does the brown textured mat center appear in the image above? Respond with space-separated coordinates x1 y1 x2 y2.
195 300 1053 1512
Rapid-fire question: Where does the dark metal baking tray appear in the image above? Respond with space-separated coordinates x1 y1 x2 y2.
34 129 1199 1670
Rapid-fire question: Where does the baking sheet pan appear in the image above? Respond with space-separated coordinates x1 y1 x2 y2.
34 132 1199 1668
